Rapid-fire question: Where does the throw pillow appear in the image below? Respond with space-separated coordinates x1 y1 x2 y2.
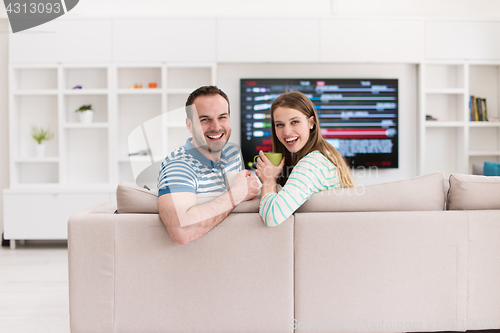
116 181 159 214
116 181 260 214
447 174 500 210
483 161 500 177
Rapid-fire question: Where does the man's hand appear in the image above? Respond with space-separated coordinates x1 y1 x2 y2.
159 190 234 245
229 170 259 203
158 170 258 245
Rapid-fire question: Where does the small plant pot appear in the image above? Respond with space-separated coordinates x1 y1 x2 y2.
35 143 46 158
78 110 94 124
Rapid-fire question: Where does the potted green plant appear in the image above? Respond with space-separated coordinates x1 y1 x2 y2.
30 125 54 158
76 104 94 124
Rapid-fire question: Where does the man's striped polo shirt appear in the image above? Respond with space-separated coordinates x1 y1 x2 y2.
157 138 243 196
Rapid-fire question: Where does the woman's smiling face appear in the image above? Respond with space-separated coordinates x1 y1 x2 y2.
273 106 314 153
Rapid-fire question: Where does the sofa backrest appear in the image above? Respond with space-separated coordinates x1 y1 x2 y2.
293 210 469 332
116 172 447 214
297 171 446 212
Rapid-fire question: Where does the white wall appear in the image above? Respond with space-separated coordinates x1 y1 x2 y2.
0 19 9 235
218 63 417 186
2 0 500 19
2 0 500 235
337 0 500 19
68 0 500 18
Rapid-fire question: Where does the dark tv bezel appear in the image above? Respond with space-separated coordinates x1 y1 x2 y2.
240 78 399 169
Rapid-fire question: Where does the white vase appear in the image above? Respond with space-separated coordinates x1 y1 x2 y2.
78 110 94 124
35 143 46 158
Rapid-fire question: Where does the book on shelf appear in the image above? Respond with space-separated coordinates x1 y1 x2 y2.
469 95 488 121
482 98 488 121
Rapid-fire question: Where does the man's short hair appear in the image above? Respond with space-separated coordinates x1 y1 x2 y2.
185 86 230 119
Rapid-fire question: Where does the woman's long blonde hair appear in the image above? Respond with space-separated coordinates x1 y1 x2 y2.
270 91 356 188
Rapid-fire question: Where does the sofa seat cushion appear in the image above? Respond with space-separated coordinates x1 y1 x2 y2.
297 172 446 212
447 174 500 210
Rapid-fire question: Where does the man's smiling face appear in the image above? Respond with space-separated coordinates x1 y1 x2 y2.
187 94 231 157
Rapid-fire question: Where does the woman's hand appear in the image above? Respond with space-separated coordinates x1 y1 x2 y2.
255 150 285 186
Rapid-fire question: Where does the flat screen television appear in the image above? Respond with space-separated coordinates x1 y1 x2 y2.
240 78 399 169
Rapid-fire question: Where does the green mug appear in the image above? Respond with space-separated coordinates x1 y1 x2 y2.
254 152 282 166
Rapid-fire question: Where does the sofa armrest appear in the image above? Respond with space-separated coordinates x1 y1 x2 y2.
68 201 119 333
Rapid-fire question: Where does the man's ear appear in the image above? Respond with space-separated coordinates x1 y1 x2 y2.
186 117 193 134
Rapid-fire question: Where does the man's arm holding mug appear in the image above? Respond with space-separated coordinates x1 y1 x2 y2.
158 170 259 245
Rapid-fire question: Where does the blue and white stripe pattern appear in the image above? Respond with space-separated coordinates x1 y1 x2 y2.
259 151 340 227
158 138 243 196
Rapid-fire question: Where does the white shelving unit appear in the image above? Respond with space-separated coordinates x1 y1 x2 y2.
419 61 500 176
4 62 216 247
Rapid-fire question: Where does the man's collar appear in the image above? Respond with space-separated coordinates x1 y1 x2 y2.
183 138 228 168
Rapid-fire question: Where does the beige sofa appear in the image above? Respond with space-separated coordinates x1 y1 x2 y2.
68 172 500 333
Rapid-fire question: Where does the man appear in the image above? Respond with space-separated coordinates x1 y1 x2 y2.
158 86 259 245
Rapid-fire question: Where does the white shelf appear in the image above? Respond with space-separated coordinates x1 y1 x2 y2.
63 89 108 95
13 90 58 95
8 62 215 190
7 62 216 241
468 121 500 127
166 88 196 94
468 150 500 156
425 121 465 127
420 62 500 175
63 123 110 129
4 184 116 194
425 88 465 94
15 157 59 163
117 89 163 95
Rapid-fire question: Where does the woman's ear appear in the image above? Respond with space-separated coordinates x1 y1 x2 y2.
309 116 315 129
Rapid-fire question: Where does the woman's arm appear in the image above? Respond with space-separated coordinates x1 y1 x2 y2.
258 153 336 226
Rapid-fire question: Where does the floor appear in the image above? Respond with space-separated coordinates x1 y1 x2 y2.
0 241 70 332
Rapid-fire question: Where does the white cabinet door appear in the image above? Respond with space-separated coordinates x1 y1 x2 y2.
113 19 216 62
426 21 500 60
9 19 113 63
3 192 113 240
320 20 423 63
217 19 320 62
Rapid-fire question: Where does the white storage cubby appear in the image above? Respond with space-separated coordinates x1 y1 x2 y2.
117 66 162 90
63 67 108 90
166 66 213 90
419 62 500 175
425 93 466 122
5 62 217 245
12 67 58 92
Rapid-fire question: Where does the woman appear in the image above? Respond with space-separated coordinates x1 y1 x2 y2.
255 91 355 226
